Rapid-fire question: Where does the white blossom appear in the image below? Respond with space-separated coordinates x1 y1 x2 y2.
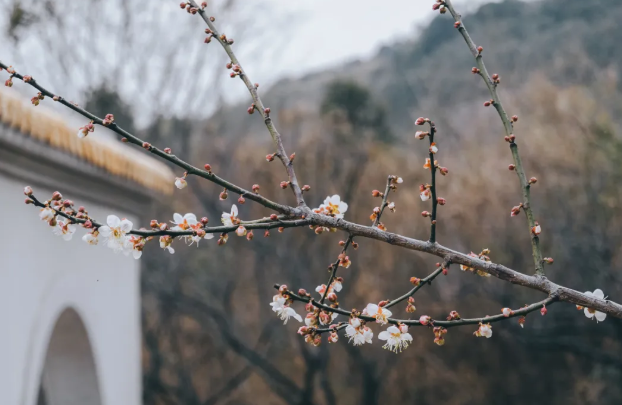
345 317 373 346
582 289 607 322
159 236 175 254
82 232 99 245
474 323 493 338
52 220 76 241
171 213 198 231
124 235 145 259
222 204 239 227
175 177 188 189
39 207 55 221
363 303 392 325
98 215 133 252
378 325 413 353
270 297 302 324
314 195 348 219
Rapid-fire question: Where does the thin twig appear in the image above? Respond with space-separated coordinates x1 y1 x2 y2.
188 0 306 208
442 0 545 275
319 234 354 304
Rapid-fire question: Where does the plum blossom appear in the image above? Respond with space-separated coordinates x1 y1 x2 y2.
124 235 146 259
82 231 99 245
175 177 187 189
363 303 392 325
419 185 431 201
378 324 413 353
39 207 55 221
98 215 133 252
579 289 607 322
314 195 348 219
221 204 239 227
52 220 76 241
501 308 513 317
270 296 302 324
159 235 175 254
171 213 198 232
474 322 492 338
345 318 373 346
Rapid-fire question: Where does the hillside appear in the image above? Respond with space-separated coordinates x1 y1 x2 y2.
204 0 622 140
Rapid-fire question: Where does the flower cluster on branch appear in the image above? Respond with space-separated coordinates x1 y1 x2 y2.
5 0 621 354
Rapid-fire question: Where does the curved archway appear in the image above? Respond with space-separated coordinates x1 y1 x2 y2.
36 308 102 405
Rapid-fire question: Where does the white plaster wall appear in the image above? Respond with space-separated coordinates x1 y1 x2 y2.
0 173 142 405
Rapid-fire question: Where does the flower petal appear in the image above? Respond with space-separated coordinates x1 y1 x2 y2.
231 204 238 217
133 250 142 259
378 331 390 341
204 233 214 240
595 311 607 322
593 289 605 299
584 308 594 318
120 219 133 233
98 226 112 237
173 213 183 224
107 215 120 227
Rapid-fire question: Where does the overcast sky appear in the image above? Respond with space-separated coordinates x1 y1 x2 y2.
267 0 502 80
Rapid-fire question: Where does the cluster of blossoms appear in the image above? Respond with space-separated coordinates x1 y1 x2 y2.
459 249 492 277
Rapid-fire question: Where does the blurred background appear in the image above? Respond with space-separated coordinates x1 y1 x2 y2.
3 0 622 404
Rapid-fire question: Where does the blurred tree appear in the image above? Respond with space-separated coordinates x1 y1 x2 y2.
321 80 393 143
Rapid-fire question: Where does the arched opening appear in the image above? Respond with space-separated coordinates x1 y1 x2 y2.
36 308 102 405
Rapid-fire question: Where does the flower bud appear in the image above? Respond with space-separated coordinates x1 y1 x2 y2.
543 257 554 264
415 117 425 126
142 142 151 149
419 315 431 325
471 67 480 74
264 107 271 115
164 147 172 154
437 197 446 205
52 191 62 200
298 288 307 296
484 100 491 107
278 227 284 233
204 164 212 172
327 292 337 302
24 186 33 196
512 115 518 122
160 223 168 231
477 46 483 53
540 305 547 316
280 181 289 189
25 198 33 204
246 230 254 240
439 167 449 176
196 229 206 238
454 21 461 28
238 195 246 204
302 184 311 191
270 214 278 221
410 277 421 286
529 177 537 185
509 164 515 170
201 217 209 225
219 190 228 200
252 184 260 193
264 230 270 237
421 211 431 217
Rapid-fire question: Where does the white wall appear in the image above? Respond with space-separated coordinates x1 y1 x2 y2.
0 173 142 405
